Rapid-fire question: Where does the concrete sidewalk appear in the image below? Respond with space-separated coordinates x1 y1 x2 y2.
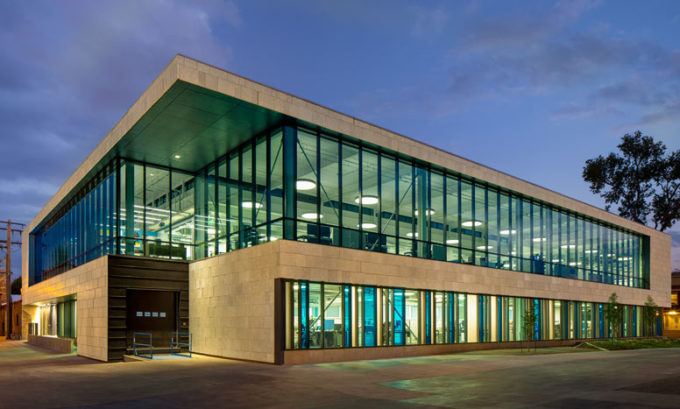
1 339 679 408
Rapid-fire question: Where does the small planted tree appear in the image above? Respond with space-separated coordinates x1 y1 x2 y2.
643 296 658 336
604 292 622 338
522 308 537 352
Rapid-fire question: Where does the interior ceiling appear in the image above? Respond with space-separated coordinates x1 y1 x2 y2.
113 80 284 173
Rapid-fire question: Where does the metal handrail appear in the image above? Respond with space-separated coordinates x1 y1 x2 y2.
133 332 153 359
170 332 192 358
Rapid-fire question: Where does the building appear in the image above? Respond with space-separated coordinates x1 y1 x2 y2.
662 271 680 337
22 55 670 364
1 295 22 339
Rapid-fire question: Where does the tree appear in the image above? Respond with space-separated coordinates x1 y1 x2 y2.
604 293 622 338
583 131 680 231
522 307 537 352
643 295 658 337
10 277 21 295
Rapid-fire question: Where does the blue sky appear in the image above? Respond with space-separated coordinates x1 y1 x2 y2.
1 0 679 280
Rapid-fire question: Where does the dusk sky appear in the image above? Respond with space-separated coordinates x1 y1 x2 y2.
1 0 679 280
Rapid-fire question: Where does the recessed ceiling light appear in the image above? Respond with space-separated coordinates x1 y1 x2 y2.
532 237 547 242
358 223 377 229
296 179 316 191
242 201 263 209
560 244 576 249
476 245 493 250
500 229 516 235
406 232 419 238
354 195 379 205
174 154 181 159
414 209 435 216
462 220 483 227
446 239 459 244
301 212 322 220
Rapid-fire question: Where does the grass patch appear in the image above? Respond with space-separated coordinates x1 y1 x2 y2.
587 338 680 350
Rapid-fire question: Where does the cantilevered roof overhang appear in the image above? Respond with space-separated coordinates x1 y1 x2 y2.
111 80 283 172
25 54 665 240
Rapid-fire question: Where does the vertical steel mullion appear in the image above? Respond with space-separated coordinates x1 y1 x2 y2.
337 139 343 247
266 134 271 240
377 153 382 245
316 132 321 235
115 157 121 254
142 164 147 253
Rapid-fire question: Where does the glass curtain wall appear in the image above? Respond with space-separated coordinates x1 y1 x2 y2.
284 279 652 351
288 125 648 289
31 162 117 283
30 124 648 291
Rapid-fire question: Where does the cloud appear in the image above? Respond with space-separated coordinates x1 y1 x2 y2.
0 178 59 197
0 0 240 224
411 7 448 37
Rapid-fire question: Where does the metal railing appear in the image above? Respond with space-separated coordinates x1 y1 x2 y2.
133 332 153 359
170 332 192 358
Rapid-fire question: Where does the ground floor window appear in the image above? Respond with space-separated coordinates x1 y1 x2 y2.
38 300 76 338
283 279 659 350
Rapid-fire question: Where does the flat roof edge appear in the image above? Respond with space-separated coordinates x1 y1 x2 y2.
26 54 666 239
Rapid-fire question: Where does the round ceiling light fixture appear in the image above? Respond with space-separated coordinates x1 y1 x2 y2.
354 195 379 205
296 178 316 191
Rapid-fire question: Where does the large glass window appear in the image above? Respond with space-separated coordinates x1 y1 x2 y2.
30 125 648 291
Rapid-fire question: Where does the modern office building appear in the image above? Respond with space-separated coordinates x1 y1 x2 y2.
22 55 670 364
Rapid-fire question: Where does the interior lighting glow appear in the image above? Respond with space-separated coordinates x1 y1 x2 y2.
354 195 379 205
301 212 322 220
462 220 482 227
296 179 316 191
500 229 516 235
533 237 546 242
414 209 435 216
446 239 459 244
406 232 419 238
358 223 377 229
241 201 263 209
476 245 493 250
174 154 181 159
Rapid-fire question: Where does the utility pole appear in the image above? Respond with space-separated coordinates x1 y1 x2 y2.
0 220 24 339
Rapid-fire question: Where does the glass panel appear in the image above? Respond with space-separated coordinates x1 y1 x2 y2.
319 136 340 230
361 150 380 249
405 289 420 345
255 137 268 227
380 154 397 252
308 283 322 349
170 170 194 260
323 284 343 348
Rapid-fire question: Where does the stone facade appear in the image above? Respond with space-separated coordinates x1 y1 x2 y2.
189 238 669 364
21 257 108 361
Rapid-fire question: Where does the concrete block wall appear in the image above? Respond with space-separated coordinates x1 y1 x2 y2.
22 257 108 361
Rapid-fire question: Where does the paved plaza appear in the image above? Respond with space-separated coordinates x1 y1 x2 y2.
1 340 679 408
